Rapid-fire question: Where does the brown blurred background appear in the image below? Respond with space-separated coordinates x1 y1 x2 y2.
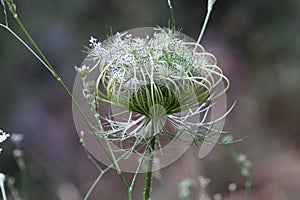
0 0 300 199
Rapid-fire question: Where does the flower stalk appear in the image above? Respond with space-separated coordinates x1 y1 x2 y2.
196 0 217 44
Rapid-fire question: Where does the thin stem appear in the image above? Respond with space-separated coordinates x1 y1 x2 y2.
88 83 130 188
82 142 103 171
128 172 137 200
83 148 132 199
14 17 55 74
167 0 176 29
0 181 7 200
128 148 148 200
196 9 212 44
144 136 156 200
118 172 130 190
84 170 106 200
196 0 217 44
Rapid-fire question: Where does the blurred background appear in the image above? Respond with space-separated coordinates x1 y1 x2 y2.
0 0 300 199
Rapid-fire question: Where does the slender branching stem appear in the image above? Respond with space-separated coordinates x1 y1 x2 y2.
84 170 106 200
14 17 55 74
1 5 130 196
83 145 133 200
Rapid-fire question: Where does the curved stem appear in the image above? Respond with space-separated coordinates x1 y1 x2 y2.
196 0 217 44
196 9 212 44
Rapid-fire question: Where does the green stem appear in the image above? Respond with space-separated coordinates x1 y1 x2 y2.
118 171 130 190
167 0 176 30
84 171 105 200
83 148 132 200
196 9 212 44
196 0 217 44
144 136 156 200
128 188 132 200
128 146 148 200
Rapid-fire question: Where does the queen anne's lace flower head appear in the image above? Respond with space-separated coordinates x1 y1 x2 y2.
76 27 230 156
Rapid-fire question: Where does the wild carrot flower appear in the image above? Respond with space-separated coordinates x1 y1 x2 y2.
74 27 230 168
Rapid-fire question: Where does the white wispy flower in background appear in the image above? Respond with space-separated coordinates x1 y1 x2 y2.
0 129 9 143
0 129 10 154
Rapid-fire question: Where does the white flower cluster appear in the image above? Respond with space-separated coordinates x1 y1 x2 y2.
86 28 207 89
0 129 9 154
0 129 9 143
